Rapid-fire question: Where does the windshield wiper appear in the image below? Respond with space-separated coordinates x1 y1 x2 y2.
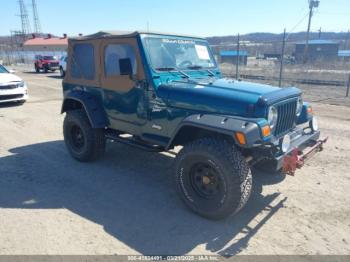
186 65 203 70
155 67 189 78
207 69 215 77
155 67 176 71
186 65 216 77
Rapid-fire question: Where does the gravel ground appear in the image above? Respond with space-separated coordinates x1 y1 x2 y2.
0 67 350 256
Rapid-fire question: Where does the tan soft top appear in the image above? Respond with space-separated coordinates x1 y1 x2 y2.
69 30 205 41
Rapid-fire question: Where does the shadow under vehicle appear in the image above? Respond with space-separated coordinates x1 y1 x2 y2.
0 140 287 256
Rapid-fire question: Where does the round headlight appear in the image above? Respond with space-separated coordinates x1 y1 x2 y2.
281 134 291 153
296 97 303 116
268 106 278 129
310 117 318 131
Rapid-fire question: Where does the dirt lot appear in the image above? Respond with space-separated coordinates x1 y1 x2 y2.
0 67 350 256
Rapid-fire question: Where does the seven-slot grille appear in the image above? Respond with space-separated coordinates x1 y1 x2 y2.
49 62 59 67
274 99 298 136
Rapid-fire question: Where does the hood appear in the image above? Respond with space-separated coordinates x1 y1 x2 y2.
157 78 301 117
0 73 23 84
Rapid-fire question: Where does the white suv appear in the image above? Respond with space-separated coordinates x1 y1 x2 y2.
59 55 67 77
0 65 28 104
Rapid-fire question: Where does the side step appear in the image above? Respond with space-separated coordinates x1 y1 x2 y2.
105 131 164 152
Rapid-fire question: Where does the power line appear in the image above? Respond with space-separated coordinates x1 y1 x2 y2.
286 11 309 40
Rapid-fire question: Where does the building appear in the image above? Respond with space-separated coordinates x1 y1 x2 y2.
23 34 68 52
263 53 281 60
219 50 248 65
294 40 339 62
338 50 350 61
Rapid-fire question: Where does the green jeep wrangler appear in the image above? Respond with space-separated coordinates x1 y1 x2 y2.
61 31 326 219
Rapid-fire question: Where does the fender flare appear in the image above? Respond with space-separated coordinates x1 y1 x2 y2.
61 91 109 128
167 114 263 149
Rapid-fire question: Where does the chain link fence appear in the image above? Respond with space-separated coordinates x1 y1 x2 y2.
211 33 350 104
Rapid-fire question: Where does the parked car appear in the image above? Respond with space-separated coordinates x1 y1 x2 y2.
0 64 28 104
34 55 60 73
61 31 326 219
59 55 67 77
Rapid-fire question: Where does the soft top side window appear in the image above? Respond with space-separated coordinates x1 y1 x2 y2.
104 44 137 77
71 43 95 80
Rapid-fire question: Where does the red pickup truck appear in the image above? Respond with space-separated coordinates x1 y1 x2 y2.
34 55 60 73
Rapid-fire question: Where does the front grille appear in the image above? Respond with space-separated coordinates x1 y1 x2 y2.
49 62 59 67
274 99 298 136
0 94 24 101
0 84 17 90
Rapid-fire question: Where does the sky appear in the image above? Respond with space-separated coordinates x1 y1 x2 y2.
1 0 349 37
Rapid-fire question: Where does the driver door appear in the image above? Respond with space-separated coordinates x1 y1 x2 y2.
100 38 147 133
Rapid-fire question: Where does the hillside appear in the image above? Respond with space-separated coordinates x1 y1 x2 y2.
207 31 349 45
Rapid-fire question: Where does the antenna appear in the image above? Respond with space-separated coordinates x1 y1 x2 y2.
18 0 32 37
32 0 42 34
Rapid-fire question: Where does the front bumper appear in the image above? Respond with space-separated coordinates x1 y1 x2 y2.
0 87 28 103
45 64 59 70
255 127 327 175
281 135 328 175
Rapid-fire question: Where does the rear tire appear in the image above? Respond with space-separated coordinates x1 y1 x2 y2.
35 65 40 73
175 137 252 220
44 67 48 73
63 109 106 162
60 67 65 77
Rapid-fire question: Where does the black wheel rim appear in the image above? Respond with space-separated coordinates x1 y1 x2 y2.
189 162 222 199
70 124 85 151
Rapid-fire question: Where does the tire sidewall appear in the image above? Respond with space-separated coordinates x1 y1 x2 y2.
175 141 250 219
63 112 92 160
177 152 229 214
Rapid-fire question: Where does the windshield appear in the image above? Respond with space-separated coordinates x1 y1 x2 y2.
0 65 9 73
142 36 216 70
43 56 57 60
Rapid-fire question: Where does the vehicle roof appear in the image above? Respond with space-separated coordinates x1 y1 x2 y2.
69 30 206 41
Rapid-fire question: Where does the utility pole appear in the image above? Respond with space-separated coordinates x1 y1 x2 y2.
318 27 322 39
303 0 320 63
236 33 240 79
279 29 286 87
345 30 350 50
32 0 42 34
346 73 350 97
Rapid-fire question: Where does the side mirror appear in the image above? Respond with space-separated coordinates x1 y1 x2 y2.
119 58 133 79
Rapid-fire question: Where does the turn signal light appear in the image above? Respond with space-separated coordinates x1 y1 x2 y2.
235 132 246 145
261 125 271 137
307 106 313 115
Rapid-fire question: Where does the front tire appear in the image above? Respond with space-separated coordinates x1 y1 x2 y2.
175 138 252 220
63 109 106 162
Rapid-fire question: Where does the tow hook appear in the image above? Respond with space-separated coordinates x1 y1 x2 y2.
282 137 328 176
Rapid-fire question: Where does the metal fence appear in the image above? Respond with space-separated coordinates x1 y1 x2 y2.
213 32 350 98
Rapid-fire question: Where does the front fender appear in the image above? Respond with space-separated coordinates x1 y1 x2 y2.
61 91 109 128
168 114 266 148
